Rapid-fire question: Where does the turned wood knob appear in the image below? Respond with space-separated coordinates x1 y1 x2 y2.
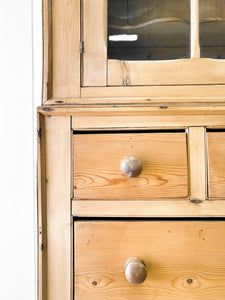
125 257 147 284
120 157 143 177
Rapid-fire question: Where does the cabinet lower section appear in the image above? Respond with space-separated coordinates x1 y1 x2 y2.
37 112 225 300
74 221 225 299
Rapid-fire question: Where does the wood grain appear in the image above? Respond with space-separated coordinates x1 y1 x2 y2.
208 132 225 198
80 85 225 101
191 0 200 58
71 115 225 131
73 133 188 199
72 199 225 217
45 116 72 300
82 0 107 86
188 127 207 201
108 58 225 86
51 0 80 97
75 221 225 299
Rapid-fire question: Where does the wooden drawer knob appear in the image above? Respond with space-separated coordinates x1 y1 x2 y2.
120 157 143 177
125 257 147 284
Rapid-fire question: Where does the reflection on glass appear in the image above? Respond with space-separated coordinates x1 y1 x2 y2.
200 0 225 58
108 0 190 60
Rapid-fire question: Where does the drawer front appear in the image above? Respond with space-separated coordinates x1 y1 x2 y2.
208 132 225 198
73 132 188 199
75 221 225 300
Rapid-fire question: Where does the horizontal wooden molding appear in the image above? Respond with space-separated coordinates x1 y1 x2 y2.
80 85 225 99
108 58 225 86
72 199 225 217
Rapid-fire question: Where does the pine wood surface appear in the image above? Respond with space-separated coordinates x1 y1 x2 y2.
80 85 225 100
42 0 225 99
44 85 225 105
108 58 225 86
44 116 73 300
191 0 200 58
188 127 207 201
40 1 225 299
75 221 225 299
208 132 225 198
72 199 225 217
72 115 225 131
82 0 107 86
51 0 80 98
73 133 188 200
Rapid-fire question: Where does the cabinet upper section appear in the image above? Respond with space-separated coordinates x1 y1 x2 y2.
42 0 225 104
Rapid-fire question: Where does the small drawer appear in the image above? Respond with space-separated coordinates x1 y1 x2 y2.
75 221 225 299
208 132 225 198
73 132 188 199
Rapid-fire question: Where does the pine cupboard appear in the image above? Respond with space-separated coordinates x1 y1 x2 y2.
38 0 225 299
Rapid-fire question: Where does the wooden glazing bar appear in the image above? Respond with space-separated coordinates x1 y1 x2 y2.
191 0 200 58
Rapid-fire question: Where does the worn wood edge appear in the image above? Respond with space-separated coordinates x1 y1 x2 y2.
37 105 225 115
42 0 52 104
188 127 207 201
35 110 225 130
72 199 225 217
37 113 47 300
43 98 225 106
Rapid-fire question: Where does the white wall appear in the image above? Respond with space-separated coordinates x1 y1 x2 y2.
0 1 42 299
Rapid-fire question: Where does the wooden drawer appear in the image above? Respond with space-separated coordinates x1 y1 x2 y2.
75 221 225 299
73 132 188 199
208 132 225 198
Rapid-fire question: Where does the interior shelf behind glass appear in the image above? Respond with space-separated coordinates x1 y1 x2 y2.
108 0 190 60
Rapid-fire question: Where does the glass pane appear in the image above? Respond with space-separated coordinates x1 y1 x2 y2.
200 0 225 58
108 0 190 60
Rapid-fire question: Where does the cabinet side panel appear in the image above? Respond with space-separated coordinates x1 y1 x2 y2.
45 116 72 300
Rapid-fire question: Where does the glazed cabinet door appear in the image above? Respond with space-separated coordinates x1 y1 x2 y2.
82 0 225 87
